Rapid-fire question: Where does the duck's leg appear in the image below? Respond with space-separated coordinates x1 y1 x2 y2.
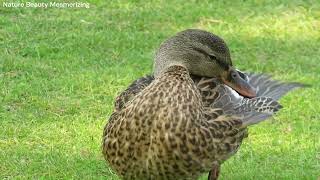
208 164 220 180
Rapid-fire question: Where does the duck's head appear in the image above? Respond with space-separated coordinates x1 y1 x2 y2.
154 29 256 98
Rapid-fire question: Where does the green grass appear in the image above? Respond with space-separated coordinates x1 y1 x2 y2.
1 0 319 179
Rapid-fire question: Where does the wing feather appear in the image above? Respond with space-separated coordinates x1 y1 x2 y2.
247 73 307 100
193 72 306 126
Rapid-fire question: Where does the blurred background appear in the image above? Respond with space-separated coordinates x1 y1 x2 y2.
1 0 319 179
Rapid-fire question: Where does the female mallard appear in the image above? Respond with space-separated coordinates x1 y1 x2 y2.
102 29 304 180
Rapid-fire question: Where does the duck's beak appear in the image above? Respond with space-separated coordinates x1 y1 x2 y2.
221 68 256 98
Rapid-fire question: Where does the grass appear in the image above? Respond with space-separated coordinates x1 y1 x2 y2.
0 0 319 179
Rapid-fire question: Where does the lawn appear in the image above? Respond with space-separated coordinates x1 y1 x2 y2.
0 0 319 179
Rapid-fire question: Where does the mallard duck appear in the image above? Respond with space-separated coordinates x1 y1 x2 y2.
102 29 304 180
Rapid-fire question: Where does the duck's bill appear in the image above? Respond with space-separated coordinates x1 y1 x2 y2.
222 69 256 98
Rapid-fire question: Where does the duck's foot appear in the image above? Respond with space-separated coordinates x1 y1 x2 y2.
208 164 220 180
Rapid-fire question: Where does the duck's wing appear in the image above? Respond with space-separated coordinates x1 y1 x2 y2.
193 73 305 126
114 76 154 111
246 73 307 100
193 74 305 164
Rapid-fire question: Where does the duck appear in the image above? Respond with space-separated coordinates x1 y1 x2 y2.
102 29 305 180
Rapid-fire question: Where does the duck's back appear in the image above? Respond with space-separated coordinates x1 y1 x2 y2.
103 66 209 179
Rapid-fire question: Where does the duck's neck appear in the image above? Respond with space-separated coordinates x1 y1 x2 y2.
162 65 189 76
153 50 189 77
152 64 204 126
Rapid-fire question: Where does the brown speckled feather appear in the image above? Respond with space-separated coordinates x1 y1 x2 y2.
104 66 240 179
113 72 303 127
114 76 154 111
102 66 304 180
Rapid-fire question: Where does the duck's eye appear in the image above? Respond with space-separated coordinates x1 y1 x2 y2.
209 54 217 60
231 72 237 78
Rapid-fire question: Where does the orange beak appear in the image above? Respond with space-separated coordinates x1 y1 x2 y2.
222 69 256 98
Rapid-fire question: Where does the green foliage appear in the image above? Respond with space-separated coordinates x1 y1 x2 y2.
0 0 319 179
